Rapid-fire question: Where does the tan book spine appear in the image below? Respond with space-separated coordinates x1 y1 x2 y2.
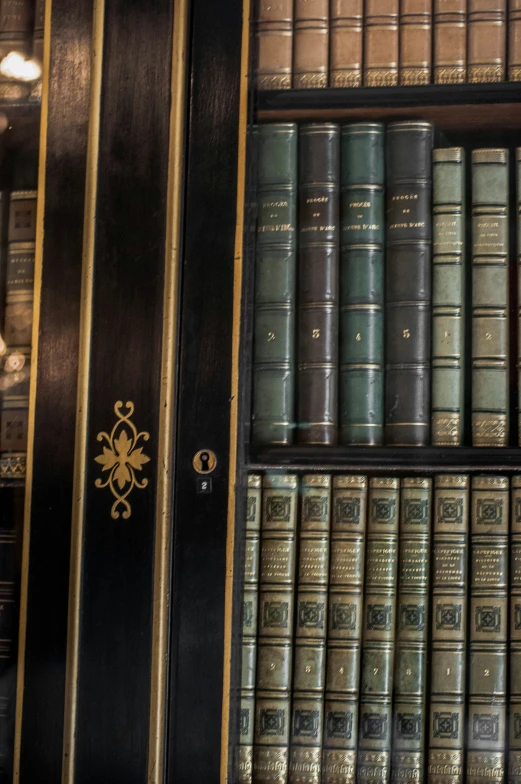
293 0 328 88
364 0 399 86
255 0 294 90
468 0 506 83
330 0 363 87
509 0 521 81
434 0 467 83
399 0 432 85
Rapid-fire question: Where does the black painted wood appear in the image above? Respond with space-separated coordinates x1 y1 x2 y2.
167 0 243 781
73 0 172 781
18 1 93 781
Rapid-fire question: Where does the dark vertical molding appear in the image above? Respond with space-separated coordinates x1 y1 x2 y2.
17 0 93 781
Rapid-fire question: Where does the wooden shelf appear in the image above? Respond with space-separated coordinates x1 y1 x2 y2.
256 83 521 130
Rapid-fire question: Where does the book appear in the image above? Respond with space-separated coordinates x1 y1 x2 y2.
339 122 384 446
432 148 465 446
363 0 399 87
510 477 521 784
391 478 432 784
4 190 36 351
399 0 432 85
289 474 332 783
385 121 433 447
33 0 45 63
253 124 297 446
254 473 299 782
238 475 262 784
427 475 469 784
330 1 363 88
0 0 33 59
518 150 521 445
510 1 521 81
322 476 367 784
0 192 10 359
293 0 328 89
433 0 467 84
471 149 509 447
255 0 293 90
297 124 340 446
357 477 400 784
467 476 508 784
468 0 506 83
0 346 30 480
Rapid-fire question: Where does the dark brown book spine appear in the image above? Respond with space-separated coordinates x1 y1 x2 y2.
293 0 328 88
468 0 506 83
330 0 363 87
364 0 399 86
33 0 45 62
399 0 432 85
297 124 340 446
255 0 293 90
0 0 33 58
434 0 467 84
509 0 521 81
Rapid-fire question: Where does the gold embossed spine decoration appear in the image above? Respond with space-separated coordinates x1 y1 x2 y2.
399 0 432 85
238 476 263 784
468 0 506 83
330 1 363 87
363 0 399 86
254 474 299 783
510 477 521 784
433 0 466 84
467 477 508 784
427 475 469 784
357 478 400 784
289 474 331 784
293 0 328 88
323 476 367 784
256 0 293 89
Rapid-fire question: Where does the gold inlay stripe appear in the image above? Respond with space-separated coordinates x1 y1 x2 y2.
13 0 53 776
221 0 251 781
62 0 105 780
147 0 189 780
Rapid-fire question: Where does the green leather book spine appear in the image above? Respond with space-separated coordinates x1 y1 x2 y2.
239 475 262 784
357 478 400 784
297 124 340 446
253 124 298 446
510 477 521 784
323 476 368 784
391 478 432 784
427 475 469 784
432 148 465 446
289 475 332 783
471 149 509 447
517 150 521 445
254 473 299 783
467 476 508 784
339 123 384 446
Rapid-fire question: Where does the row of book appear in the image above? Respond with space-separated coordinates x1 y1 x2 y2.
239 472 516 784
252 120 517 449
0 188 36 480
256 0 521 90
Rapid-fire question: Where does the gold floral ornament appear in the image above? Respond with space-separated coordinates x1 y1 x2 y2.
94 401 151 519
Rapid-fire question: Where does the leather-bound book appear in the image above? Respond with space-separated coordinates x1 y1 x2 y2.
340 123 384 446
323 476 367 784
357 478 399 784
510 477 521 784
399 0 432 85
468 0 506 83
297 124 340 446
238 475 262 784
0 0 33 59
289 475 331 784
471 149 509 447
433 0 467 84
330 1 363 87
293 0 328 88
518 149 521 445
252 124 297 446
33 0 45 62
385 122 433 447
432 148 465 446
392 478 432 784
364 0 399 86
510 1 521 80
0 346 30 481
4 190 36 350
467 476 508 784
255 0 293 90
253 474 299 783
427 475 469 784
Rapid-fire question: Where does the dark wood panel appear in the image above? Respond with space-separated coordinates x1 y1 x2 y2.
73 0 172 780
19 0 93 781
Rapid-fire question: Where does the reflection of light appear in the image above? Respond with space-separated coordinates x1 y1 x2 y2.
0 52 41 82
0 334 5 356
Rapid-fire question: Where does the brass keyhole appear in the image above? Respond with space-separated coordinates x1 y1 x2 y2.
193 449 217 474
